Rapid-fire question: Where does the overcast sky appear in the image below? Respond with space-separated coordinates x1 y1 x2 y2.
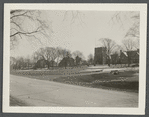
11 10 138 60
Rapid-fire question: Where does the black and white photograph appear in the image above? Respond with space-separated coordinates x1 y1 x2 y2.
3 4 147 114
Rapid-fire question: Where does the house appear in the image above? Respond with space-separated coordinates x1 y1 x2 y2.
110 49 139 65
119 50 128 64
94 47 107 65
34 59 49 69
111 53 119 64
58 57 75 67
120 49 139 64
49 60 57 67
75 56 82 65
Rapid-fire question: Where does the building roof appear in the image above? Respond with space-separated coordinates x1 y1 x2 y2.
123 52 128 57
127 50 139 57
111 53 119 57
121 50 139 58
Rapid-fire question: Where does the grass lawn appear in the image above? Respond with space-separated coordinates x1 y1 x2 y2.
10 66 139 93
53 70 139 93
10 66 88 81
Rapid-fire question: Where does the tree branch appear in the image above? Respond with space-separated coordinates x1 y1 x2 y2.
11 21 22 30
10 11 28 19
10 26 41 37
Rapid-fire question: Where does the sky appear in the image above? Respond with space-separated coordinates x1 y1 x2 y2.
11 10 138 60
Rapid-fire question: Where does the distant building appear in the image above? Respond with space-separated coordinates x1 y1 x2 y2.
119 50 129 64
75 56 82 65
35 59 49 68
120 49 139 64
111 53 119 64
58 57 75 67
94 47 107 65
94 47 139 65
49 60 57 67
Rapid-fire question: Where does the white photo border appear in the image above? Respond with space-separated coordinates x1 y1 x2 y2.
3 3 147 115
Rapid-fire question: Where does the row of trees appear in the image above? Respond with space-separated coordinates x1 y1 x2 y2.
11 47 95 70
32 47 86 67
11 37 139 70
10 56 33 70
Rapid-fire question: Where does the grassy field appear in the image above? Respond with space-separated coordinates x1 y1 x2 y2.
53 70 139 93
10 66 88 81
110 63 139 68
10 66 139 93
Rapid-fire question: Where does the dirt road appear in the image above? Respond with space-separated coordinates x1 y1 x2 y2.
10 75 138 107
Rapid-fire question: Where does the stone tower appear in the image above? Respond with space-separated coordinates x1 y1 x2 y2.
94 47 107 65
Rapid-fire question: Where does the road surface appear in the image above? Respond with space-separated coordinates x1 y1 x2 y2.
10 75 138 107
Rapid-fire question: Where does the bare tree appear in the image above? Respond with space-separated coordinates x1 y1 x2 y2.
32 47 49 68
55 47 65 66
33 48 46 60
63 11 86 27
98 38 118 66
58 49 72 68
72 50 84 59
111 11 140 39
10 56 16 65
122 38 139 66
88 54 94 65
134 39 139 49
10 10 51 50
14 57 25 70
47 47 57 68
72 50 84 65
24 57 31 70
125 14 140 39
122 38 138 51
34 47 72 68
33 47 61 69
32 51 42 63
60 49 72 58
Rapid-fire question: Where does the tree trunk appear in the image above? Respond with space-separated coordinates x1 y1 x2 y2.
28 63 29 70
52 61 54 70
128 56 130 67
48 63 50 69
108 58 110 67
65 60 67 69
